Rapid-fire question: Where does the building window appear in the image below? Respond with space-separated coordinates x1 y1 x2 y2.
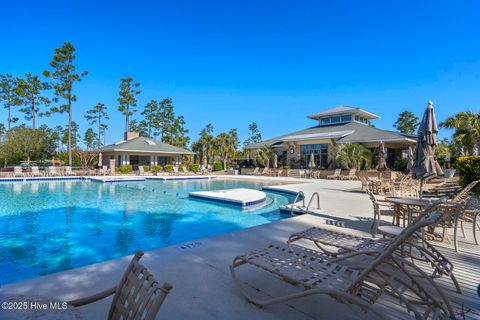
300 144 328 169
355 115 359 121
331 116 341 123
321 117 330 124
341 115 352 122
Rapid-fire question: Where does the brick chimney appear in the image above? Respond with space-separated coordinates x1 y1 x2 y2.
124 131 140 141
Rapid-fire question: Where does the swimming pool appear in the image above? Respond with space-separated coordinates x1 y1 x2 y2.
0 178 293 285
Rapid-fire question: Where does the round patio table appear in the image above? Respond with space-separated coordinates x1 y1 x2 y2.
0 295 84 320
385 197 433 226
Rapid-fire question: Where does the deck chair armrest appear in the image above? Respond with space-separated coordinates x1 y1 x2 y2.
67 285 116 307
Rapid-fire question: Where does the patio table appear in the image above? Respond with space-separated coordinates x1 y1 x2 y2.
0 295 84 319
385 196 432 227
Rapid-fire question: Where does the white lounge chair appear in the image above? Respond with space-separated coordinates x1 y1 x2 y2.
341 168 357 180
47 166 59 176
182 166 192 175
257 167 270 176
138 166 149 176
64 166 75 176
12 166 24 177
30 166 43 177
326 169 341 179
246 167 259 175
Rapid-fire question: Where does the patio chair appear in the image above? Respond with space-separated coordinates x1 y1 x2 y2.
68 251 172 320
451 180 479 202
47 166 59 176
246 167 259 175
326 168 341 179
230 208 455 319
12 166 24 177
30 166 43 177
64 166 75 176
341 168 357 180
276 169 283 177
366 189 400 237
464 196 480 245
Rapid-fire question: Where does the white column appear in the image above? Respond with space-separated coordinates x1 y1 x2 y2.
150 155 154 166
126 154 130 165
122 154 127 165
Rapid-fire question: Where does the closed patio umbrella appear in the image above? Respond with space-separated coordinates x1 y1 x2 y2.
376 141 388 171
406 146 414 171
412 101 443 198
273 154 278 168
98 152 103 168
308 152 315 169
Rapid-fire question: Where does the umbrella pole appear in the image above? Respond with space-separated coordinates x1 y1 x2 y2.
420 179 424 199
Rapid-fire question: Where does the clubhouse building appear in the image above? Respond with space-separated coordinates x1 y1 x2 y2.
245 106 416 169
98 132 195 169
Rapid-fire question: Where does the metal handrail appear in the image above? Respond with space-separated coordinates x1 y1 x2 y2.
290 191 305 216
306 192 321 212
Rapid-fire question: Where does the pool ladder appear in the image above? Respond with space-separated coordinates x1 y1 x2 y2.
290 191 320 216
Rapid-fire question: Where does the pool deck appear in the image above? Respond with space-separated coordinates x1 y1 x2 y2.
1 178 479 320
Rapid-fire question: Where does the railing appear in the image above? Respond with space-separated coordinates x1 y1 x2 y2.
306 192 320 212
290 191 305 216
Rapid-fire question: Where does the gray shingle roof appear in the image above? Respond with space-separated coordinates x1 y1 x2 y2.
245 122 415 149
98 136 195 155
307 106 380 120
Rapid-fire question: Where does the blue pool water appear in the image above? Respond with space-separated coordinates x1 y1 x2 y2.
0 178 293 285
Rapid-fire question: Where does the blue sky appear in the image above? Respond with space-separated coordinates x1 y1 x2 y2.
1 0 479 145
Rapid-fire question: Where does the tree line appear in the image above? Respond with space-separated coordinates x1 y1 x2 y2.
0 42 190 165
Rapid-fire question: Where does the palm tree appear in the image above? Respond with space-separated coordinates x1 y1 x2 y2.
440 111 480 155
255 145 275 167
213 130 238 170
336 143 372 169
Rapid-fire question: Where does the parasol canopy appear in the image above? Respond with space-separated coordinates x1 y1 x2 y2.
412 101 443 180
406 145 414 171
308 152 315 169
376 141 388 171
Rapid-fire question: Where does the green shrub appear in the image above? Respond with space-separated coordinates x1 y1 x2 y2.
119 164 133 174
143 165 150 172
394 159 408 171
282 165 290 170
164 164 174 173
189 163 200 173
151 165 161 173
213 162 223 171
454 156 480 194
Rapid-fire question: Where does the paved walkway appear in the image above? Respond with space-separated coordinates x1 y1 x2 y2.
1 178 478 319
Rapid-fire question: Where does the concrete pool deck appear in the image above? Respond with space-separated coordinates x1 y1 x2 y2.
1 178 478 320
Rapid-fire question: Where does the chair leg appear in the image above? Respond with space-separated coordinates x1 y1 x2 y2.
474 213 479 245
460 220 466 238
453 218 459 253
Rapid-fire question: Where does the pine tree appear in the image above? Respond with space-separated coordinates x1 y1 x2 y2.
44 42 88 165
85 102 109 146
118 78 141 132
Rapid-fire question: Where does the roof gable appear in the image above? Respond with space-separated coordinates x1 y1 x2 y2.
98 136 195 154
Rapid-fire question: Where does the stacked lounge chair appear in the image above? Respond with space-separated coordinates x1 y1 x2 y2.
230 200 459 319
